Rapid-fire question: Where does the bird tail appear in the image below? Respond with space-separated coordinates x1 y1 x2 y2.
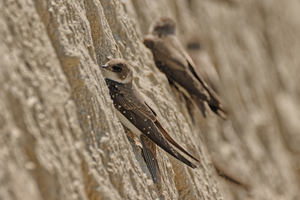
140 134 161 184
192 96 207 118
209 104 228 121
192 95 228 120
155 120 200 163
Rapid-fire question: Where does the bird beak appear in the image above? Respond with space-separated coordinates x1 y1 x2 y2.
102 65 108 68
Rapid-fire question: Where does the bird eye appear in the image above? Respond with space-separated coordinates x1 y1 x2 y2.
112 66 122 72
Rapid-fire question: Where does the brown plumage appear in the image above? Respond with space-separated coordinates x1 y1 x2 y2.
144 17 228 120
102 59 199 184
186 35 221 93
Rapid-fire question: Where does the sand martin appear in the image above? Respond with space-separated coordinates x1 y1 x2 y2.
144 17 228 120
186 35 221 93
102 58 199 183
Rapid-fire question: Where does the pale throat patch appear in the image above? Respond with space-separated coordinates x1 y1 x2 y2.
104 69 132 84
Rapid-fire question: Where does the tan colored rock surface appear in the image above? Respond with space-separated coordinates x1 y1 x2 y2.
0 0 299 200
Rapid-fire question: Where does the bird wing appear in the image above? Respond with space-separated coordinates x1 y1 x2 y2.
111 84 197 168
144 33 227 119
140 134 161 184
154 120 200 162
143 102 200 163
168 36 228 120
148 35 210 100
112 83 156 122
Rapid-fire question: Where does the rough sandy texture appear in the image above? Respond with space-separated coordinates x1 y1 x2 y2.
0 0 299 199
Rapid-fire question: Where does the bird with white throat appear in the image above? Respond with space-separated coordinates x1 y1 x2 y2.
101 58 200 184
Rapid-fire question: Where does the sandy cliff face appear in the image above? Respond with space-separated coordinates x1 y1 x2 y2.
0 0 299 200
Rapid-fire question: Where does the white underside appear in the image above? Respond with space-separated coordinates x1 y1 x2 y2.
115 108 143 137
115 107 197 165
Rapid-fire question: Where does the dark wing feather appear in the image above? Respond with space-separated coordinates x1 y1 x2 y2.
166 36 228 120
191 95 207 118
144 34 227 119
109 81 197 168
114 99 197 168
112 82 156 121
144 102 200 163
131 109 197 169
140 134 161 184
179 40 228 119
154 120 200 162
155 36 210 100
187 60 228 120
169 36 218 100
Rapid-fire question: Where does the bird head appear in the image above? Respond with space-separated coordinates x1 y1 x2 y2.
149 17 176 35
102 58 133 84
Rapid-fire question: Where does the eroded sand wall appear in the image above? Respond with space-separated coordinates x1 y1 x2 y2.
0 0 299 199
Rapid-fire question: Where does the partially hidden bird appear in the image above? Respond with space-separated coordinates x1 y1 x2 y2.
143 17 228 120
186 35 221 94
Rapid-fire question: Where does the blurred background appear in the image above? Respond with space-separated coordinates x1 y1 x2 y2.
120 0 300 199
